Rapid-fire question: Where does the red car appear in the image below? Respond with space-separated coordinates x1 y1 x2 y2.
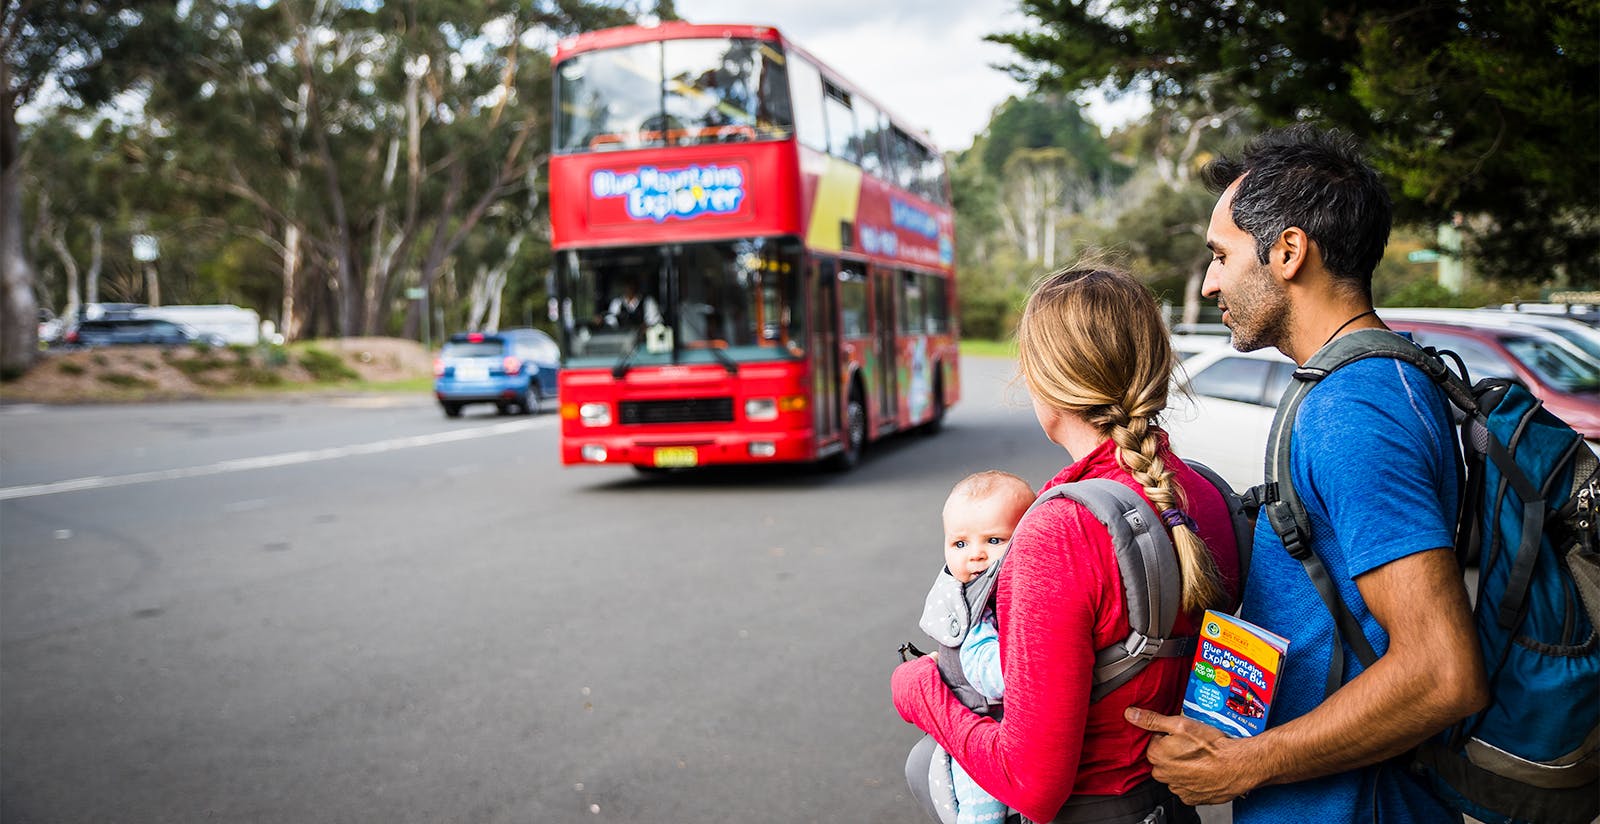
1386 320 1600 439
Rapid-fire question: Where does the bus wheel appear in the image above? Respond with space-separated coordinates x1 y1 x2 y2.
829 391 866 471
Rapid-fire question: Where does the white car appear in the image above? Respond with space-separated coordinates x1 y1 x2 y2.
1163 345 1296 491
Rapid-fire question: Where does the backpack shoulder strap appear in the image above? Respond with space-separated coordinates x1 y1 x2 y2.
1184 459 1254 608
1261 328 1472 695
1028 478 1194 702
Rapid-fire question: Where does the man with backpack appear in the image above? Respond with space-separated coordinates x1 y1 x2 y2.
1124 126 1491 822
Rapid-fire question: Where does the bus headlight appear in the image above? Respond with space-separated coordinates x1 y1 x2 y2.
579 402 611 426
580 445 608 462
745 398 778 421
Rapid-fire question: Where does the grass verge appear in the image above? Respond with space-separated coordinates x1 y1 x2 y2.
960 338 1017 359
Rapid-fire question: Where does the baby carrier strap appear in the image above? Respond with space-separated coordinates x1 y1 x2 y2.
1027 478 1195 702
919 566 1005 715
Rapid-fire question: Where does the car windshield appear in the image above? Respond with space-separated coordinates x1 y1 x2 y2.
556 238 805 369
1536 325 1600 361
1502 335 1600 392
442 342 503 359
555 37 793 153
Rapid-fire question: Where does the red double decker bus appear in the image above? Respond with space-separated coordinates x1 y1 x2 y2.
551 23 959 471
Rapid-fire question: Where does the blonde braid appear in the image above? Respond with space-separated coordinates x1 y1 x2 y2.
1109 405 1226 614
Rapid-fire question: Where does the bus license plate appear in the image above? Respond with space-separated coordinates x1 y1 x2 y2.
653 447 698 468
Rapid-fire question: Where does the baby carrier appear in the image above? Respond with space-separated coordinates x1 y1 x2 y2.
903 464 1251 824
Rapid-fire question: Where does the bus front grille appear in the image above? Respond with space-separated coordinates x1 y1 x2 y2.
620 397 735 425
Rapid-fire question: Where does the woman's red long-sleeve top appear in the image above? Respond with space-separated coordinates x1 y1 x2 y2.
892 436 1241 824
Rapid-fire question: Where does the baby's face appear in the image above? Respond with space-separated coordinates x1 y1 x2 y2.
942 493 1027 583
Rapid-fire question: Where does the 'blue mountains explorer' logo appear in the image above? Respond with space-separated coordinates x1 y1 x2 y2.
591 164 746 222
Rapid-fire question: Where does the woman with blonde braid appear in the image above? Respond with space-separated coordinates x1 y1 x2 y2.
893 267 1242 824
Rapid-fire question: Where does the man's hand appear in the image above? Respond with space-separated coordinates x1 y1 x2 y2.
1124 707 1258 805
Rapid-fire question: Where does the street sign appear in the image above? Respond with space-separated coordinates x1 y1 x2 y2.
405 287 426 300
1407 250 1441 263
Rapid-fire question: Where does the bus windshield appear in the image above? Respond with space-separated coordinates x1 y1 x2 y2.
557 238 806 369
556 37 793 153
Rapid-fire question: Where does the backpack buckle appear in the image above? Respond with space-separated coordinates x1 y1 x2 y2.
1124 632 1158 659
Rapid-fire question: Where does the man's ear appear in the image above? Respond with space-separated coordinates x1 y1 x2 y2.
1273 227 1313 281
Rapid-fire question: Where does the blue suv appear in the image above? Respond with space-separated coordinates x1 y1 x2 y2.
433 329 560 417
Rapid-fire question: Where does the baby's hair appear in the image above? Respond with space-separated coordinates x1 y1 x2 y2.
949 470 1034 508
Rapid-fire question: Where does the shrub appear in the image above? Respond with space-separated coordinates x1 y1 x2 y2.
960 290 1024 341
170 356 228 377
233 365 285 386
97 372 154 389
298 346 359 382
57 360 86 376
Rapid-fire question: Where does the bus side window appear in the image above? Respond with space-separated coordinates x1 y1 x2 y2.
901 270 925 334
839 270 868 338
856 99 885 178
822 81 858 163
788 55 828 154
889 127 917 192
922 146 948 205
925 274 949 334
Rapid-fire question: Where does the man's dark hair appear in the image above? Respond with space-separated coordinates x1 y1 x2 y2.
1201 125 1392 291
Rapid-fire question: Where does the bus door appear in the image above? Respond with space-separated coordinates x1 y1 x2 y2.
871 264 898 430
809 257 841 445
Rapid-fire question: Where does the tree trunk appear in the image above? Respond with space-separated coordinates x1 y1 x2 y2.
281 221 303 341
1181 261 1204 326
297 27 360 336
143 262 160 307
47 224 80 322
86 222 102 312
0 86 39 376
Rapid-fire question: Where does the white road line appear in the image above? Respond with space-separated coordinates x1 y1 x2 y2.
0 418 553 501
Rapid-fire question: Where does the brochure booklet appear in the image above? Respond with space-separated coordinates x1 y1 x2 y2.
1181 610 1289 738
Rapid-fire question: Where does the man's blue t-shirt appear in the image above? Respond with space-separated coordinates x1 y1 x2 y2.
1234 356 1461 824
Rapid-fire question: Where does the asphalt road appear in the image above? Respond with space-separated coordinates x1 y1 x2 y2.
7 355 1167 824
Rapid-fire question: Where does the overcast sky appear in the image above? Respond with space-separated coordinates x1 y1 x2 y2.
672 0 1054 152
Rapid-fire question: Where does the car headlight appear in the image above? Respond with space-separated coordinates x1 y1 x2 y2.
745 398 778 421
579 402 611 426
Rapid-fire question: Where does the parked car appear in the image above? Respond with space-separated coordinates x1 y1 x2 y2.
62 317 226 348
1164 346 1297 489
1379 308 1600 361
433 328 561 418
1172 331 1233 362
1384 320 1600 439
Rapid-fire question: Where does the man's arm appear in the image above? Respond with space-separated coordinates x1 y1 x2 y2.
1127 547 1488 804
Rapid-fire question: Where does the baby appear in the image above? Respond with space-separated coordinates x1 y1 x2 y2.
917 470 1035 824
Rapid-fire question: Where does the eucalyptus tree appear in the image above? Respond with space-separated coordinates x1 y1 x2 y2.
2 0 180 374
140 0 633 340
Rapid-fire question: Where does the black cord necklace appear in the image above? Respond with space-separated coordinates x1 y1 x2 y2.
1323 308 1377 348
